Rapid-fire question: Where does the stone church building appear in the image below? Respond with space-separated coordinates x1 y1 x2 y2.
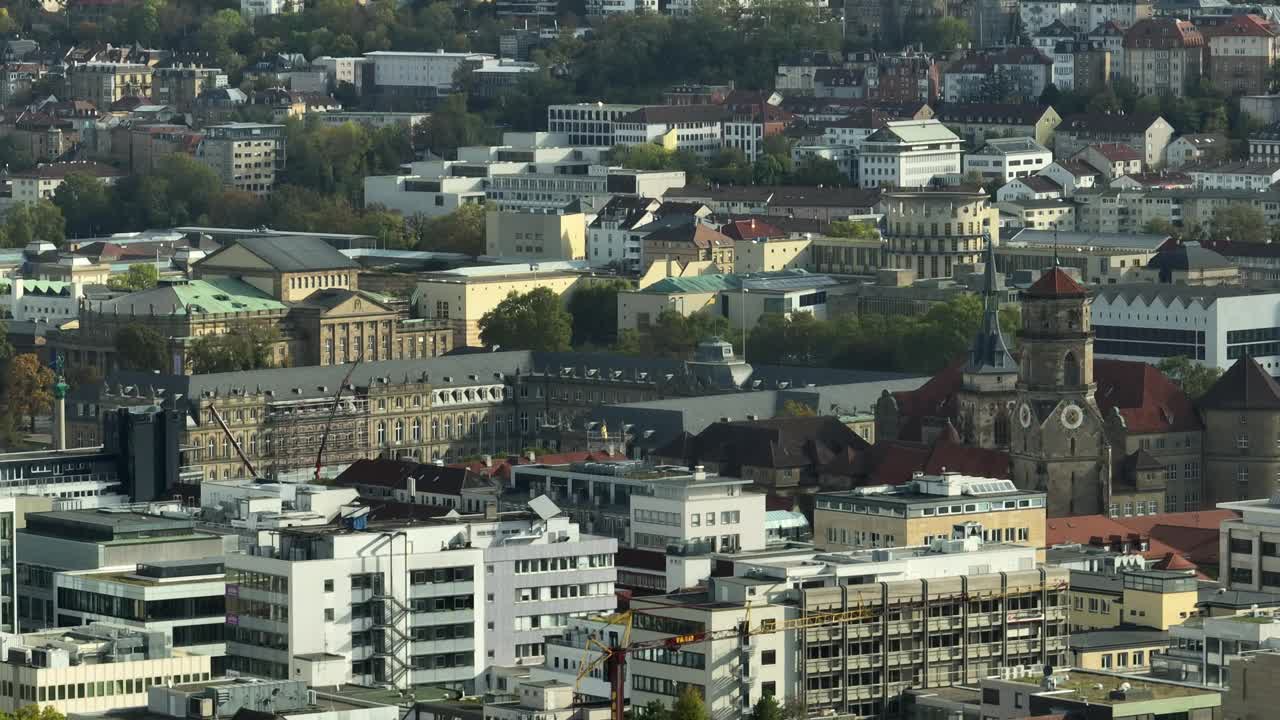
876 250 1218 517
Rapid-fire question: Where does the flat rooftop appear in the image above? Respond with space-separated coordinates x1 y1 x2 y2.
1007 670 1218 703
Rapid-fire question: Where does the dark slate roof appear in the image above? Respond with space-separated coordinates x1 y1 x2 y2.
1069 570 1124 595
1198 583 1280 608
209 235 359 272
1068 629 1169 650
1060 113 1165 134
1145 243 1234 275
965 236 1015 376
1198 356 1280 410
656 416 871 472
335 457 467 495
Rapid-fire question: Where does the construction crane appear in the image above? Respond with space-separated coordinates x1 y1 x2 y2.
208 404 259 479
314 360 361 483
576 578 1069 720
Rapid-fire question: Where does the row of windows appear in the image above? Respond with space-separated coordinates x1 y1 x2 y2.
19 673 213 704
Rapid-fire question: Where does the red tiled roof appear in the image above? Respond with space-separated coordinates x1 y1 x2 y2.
720 218 786 242
1202 14 1277 39
1095 359 1201 433
1025 267 1087 298
1155 552 1196 571
1047 509 1238 575
1090 143 1142 162
863 427 1008 485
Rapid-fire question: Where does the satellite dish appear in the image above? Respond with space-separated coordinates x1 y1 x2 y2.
528 494 562 521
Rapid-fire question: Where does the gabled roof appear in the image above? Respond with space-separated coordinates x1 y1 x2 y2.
1014 176 1063 193
1201 13 1277 39
1087 143 1142 162
659 416 871 473
1060 113 1165 134
642 223 733 249
201 235 358 272
1197 355 1280 410
1095 359 1202 433
1025 267 1087 298
334 457 468 496
719 218 786 242
1123 18 1206 49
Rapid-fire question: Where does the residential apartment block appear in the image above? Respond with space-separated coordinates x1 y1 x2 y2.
194 122 286 195
881 188 999 280
67 63 152 110
1122 19 1206 97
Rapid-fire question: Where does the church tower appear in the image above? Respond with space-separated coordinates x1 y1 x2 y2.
1008 267 1111 517
955 233 1018 449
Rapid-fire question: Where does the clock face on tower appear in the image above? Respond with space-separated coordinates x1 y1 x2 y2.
1019 403 1033 429
1061 403 1084 430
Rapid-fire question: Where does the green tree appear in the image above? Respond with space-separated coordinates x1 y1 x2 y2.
1157 356 1223 401
478 287 572 352
1212 203 1268 244
921 17 971 52
108 264 160 292
410 203 487 255
628 700 670 720
828 219 879 240
6 353 54 432
116 324 169 373
189 324 281 374
670 687 709 720
53 174 111 239
567 279 630 348
2 201 65 247
752 695 784 720
1142 217 1178 238
789 156 848 186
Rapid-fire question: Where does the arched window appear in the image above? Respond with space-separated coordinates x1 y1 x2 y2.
443 417 452 439
431 418 439 440
470 414 478 435
249 433 257 455
994 413 1010 447
394 420 404 444
1064 352 1080 386
1070 437 1076 455
376 422 386 446
411 418 422 442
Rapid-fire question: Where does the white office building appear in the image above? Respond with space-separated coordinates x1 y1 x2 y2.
508 461 766 555
240 0 296 20
1092 285 1280 372
963 137 1054 183
858 120 963 189
364 51 496 97
224 500 616 694
53 560 227 658
363 134 684 218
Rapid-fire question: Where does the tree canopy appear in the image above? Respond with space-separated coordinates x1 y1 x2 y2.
478 287 573 352
108 264 161 292
117 324 170 373
189 324 281 374
1157 356 1223 401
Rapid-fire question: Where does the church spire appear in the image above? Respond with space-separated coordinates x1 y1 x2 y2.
966 232 1016 375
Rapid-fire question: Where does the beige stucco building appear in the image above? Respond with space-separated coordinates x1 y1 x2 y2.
485 209 586 261
67 63 153 109
814 472 1047 558
413 265 586 348
881 189 1000 280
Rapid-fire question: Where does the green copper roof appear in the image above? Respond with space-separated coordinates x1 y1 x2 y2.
102 278 286 316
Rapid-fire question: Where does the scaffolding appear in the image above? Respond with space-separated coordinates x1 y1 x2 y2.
263 396 369 481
